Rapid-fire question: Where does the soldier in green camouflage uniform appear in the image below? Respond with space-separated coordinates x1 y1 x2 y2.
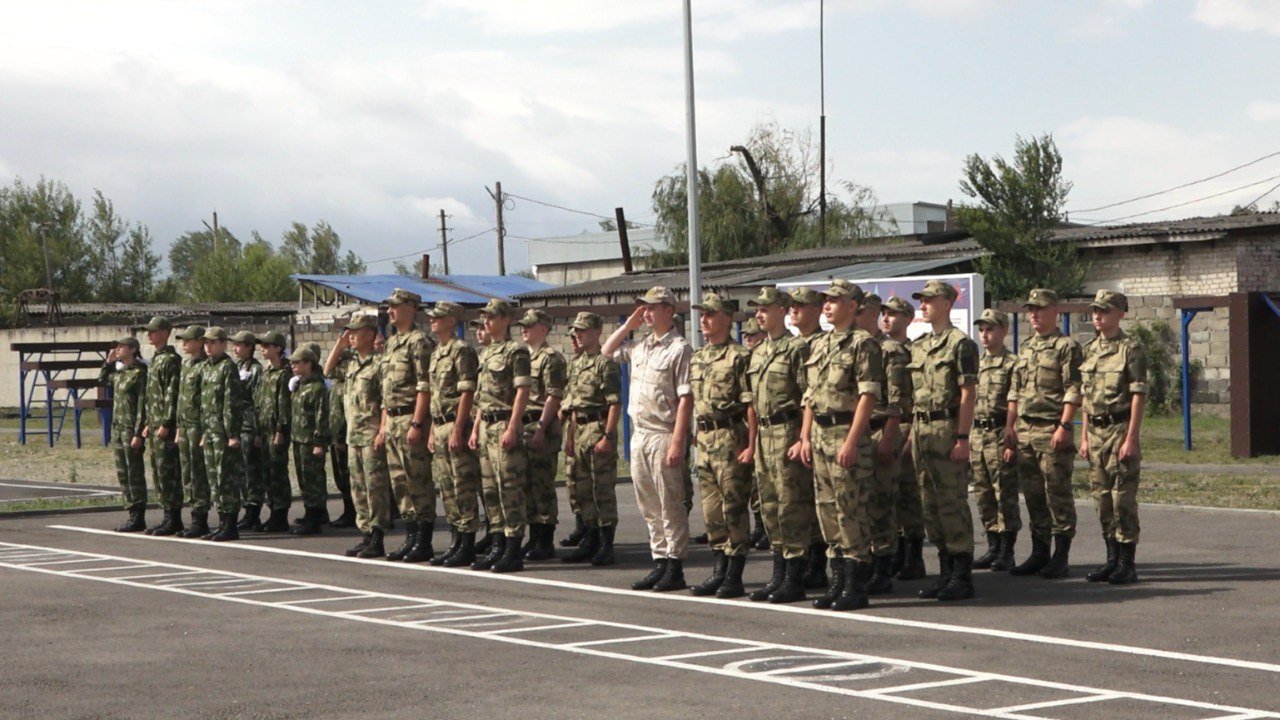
426 302 482 567
175 326 210 537
288 347 330 534
139 317 183 536
199 327 245 542
327 331 357 529
470 298 534 573
1005 288 1083 580
800 280 883 612
380 288 437 563
970 309 1021 571
906 280 980 601
787 286 831 589
517 308 568 561
1080 290 1147 585
743 287 812 604
559 312 622 566
687 293 754 600
255 331 293 532
229 331 265 531
101 336 149 532
880 297 927 580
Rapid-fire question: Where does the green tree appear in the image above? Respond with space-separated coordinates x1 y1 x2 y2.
280 220 365 275
169 228 241 287
957 134 1084 301
0 176 93 301
180 228 295 303
85 191 160 302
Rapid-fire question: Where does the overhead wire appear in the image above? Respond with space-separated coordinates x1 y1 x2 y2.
1071 149 1280 214
1085 172 1280 225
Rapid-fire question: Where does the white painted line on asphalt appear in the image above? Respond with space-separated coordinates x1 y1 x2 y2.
866 676 1000 695
51 522 1280 677
3 540 1276 720
68 564 152 574
652 646 761 662
989 693 1120 714
563 633 680 648
276 594 375 606
111 570 202 581
20 557 114 567
222 586 319 597
758 659 877 677
344 603 438 615
484 622 592 635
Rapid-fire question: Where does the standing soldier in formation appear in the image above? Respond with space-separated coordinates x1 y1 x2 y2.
880 297 927 580
288 347 330 535
470 298 534 573
175 326 209 537
426 302 482 567
1005 288 1083 579
140 317 182 536
255 332 293 532
559 311 622 566
743 286 812 604
787 286 831 589
741 316 768 551
470 315 498 555
799 280 883 612
101 335 149 532
230 331 264 531
970 309 1021 571
199 327 244 542
603 287 694 593
688 293 754 599
907 280 979 601
379 289 436 563
1079 290 1147 585
327 325 357 529
517 308 568 561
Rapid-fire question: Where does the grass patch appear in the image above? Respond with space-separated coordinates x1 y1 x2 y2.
1071 468 1280 511
1140 414 1280 466
1 496 121 514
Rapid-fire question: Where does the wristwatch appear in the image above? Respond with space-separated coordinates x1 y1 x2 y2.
1058 421 1073 430
410 420 425 430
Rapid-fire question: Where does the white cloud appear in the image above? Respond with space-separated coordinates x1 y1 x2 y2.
1247 101 1280 122
1193 0 1280 36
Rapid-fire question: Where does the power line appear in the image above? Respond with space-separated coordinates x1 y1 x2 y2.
1086 172 1280 225
504 191 656 228
365 245 440 265
1072 149 1280 213
1241 179 1280 209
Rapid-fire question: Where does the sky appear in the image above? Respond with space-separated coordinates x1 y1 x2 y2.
2 0 1279 276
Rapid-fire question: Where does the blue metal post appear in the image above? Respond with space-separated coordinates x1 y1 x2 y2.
1181 309 1196 451
17 352 27 445
1062 311 1071 336
1011 313 1020 351
619 316 631 463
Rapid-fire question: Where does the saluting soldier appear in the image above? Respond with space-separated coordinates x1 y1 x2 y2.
970 309 1021 571
1080 290 1147 585
516 308 568 561
327 326 358 529
139 317 182 536
1005 288 1083 579
787 286 831 589
559 312 622 565
470 298 534 574
799 279 883 612
880 297 927 580
426 302 482 568
101 335 149 533
743 286 812 604
175 326 210 537
199 327 244 542
379 288 437 563
255 331 293 532
230 331 265 531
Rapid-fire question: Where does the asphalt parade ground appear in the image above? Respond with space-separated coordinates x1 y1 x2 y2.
1 487 1277 720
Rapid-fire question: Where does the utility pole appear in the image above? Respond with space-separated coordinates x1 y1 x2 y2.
485 182 506 275
682 0 702 348
615 207 633 273
819 0 827 246
35 222 54 291
201 211 221 254
438 209 450 275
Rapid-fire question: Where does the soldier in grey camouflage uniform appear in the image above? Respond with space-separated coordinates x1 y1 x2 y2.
741 316 769 551
517 308 568 561
139 317 182 536
880 297 927 580
230 331 265 531
255 331 293 532
289 347 330 534
971 309 1021 571
327 327 357 529
101 335 149 532
175 326 210 537
199 327 244 542
787 286 831 589
426 302 482 567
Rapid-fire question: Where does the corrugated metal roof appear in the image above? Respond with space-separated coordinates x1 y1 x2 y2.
526 227 667 266
42 302 298 317
774 254 984 285
434 274 553 299
1054 212 1280 245
293 273 551 305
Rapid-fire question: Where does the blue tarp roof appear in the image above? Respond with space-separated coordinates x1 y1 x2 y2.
291 274 552 306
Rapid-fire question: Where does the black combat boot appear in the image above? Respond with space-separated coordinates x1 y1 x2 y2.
181 509 210 538
749 552 785 602
918 549 954 599
386 521 418 561
201 512 225 540
520 525 540 558
716 555 747 599
803 542 829 589
633 559 669 590
290 507 322 536
145 508 170 535
867 555 895 595
444 532 477 567
1010 536 1051 576
526 524 557 561
330 496 356 529
991 532 1017 572
402 520 435 563
812 552 845 609
432 529 461 566
114 506 146 533
1039 535 1072 579
474 519 495 556
768 557 808 604
236 504 262 532
1108 542 1138 585
210 512 240 542
357 528 386 559
831 559 870 611
152 506 184 537
973 531 1000 570
1086 537 1119 582
936 552 975 601
652 558 687 592
560 514 586 547
491 532 525 573
690 551 728 596
692 533 709 545
345 533 372 557
896 538 927 581
259 506 290 533
472 533 506 571
890 536 908 577
562 526 601 564
749 513 768 551
591 526 617 566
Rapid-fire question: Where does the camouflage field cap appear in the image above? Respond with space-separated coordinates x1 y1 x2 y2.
743 318 763 336
139 316 172 332
692 292 738 315
1089 289 1129 313
911 280 959 301
427 301 465 319
1023 288 1060 308
974 308 1010 328
290 347 319 364
229 330 257 345
203 326 229 341
306 342 322 359
257 331 287 347
822 279 865 301
478 298 515 318
882 296 915 317
861 293 883 312
345 314 378 331
469 316 486 328
637 286 677 305
384 288 422 306
747 286 791 308
516 308 553 328
569 311 604 331
788 286 824 307
176 325 206 341
114 335 140 351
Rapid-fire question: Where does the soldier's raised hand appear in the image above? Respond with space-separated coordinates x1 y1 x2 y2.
624 306 646 331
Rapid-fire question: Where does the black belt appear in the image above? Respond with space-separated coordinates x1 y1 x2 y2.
973 412 1008 430
432 411 458 425
481 411 537 425
696 415 744 432
914 408 958 422
573 409 608 423
868 417 888 432
758 410 800 428
1020 416 1059 426
1090 410 1131 429
386 405 415 418
813 411 853 428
